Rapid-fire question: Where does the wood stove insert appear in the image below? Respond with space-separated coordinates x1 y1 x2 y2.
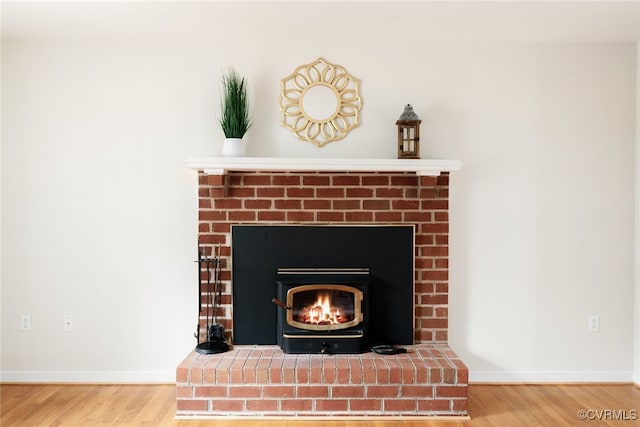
275 268 370 354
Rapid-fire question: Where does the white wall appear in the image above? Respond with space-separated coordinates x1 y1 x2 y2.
635 42 640 386
1 2 637 382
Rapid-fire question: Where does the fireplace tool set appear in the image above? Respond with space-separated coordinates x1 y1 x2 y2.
194 243 229 354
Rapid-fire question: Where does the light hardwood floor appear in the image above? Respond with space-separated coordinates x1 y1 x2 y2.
1 383 639 426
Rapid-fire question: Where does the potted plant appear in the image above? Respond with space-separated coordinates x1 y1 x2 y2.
219 68 252 157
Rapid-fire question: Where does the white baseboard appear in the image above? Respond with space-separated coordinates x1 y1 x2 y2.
2 370 635 385
0 371 175 383
470 370 634 383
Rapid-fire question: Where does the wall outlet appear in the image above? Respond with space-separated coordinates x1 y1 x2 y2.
63 314 74 331
588 314 600 332
20 314 31 331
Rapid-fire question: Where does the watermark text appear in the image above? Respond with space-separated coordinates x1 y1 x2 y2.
577 409 638 421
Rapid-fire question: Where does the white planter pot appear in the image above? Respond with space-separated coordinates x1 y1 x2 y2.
222 137 247 157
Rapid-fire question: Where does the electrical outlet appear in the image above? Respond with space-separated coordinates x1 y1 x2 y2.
63 314 74 331
588 315 600 332
20 314 31 331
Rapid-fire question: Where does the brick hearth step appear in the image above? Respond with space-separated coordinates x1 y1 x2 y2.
176 344 468 417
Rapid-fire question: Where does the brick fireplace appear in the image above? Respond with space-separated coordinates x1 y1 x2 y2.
177 157 468 418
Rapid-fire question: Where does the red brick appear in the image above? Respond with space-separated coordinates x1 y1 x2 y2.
331 385 364 398
315 399 348 411
384 399 417 412
295 360 310 384
322 358 336 384
263 385 295 398
177 399 208 411
207 174 225 186
229 210 256 221
228 385 260 398
418 399 451 412
333 175 360 185
210 399 243 412
335 357 349 384
452 398 468 412
375 187 402 197
419 176 438 187
401 385 433 398
246 399 278 411
287 211 315 222
288 187 314 198
363 199 390 210
228 187 255 198
244 199 271 209
229 365 243 383
363 175 390 186
243 175 271 185
176 385 193 398
436 385 468 398
422 200 449 210
405 187 419 198
255 358 270 383
317 211 344 222
333 199 360 210
316 188 344 198
303 175 331 185
257 211 286 221
366 385 398 398
189 356 207 385
214 199 242 209
273 175 301 186
390 175 418 186
435 234 449 245
297 385 329 398
280 399 313 411
421 318 448 329
256 187 285 197
349 399 382 411
194 386 228 397
310 358 323 383
199 210 226 221
275 199 302 209
374 212 402 222
282 358 296 383
303 199 331 210
348 357 363 384
346 188 373 198
387 360 402 384
392 200 419 210
437 173 449 185
373 358 389 384
346 212 373 222
361 358 376 383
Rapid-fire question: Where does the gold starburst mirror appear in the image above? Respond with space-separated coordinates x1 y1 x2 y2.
279 58 362 147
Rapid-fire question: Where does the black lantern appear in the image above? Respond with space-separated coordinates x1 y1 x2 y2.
396 104 421 159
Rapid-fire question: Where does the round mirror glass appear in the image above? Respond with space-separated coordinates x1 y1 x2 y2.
301 84 339 122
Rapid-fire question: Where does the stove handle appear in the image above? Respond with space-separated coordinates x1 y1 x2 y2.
271 298 291 310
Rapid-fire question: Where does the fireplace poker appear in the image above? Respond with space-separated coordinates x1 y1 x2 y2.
194 241 204 344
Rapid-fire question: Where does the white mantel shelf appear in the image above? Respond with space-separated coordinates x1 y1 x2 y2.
186 157 462 177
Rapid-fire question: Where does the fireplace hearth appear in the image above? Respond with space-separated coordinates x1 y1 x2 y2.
179 163 467 417
275 268 370 354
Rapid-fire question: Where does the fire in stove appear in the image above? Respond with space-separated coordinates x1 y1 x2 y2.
296 292 352 325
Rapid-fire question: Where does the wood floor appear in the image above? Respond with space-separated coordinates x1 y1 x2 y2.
1 383 638 426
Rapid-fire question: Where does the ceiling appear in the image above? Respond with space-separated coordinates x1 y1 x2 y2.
1 0 639 43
